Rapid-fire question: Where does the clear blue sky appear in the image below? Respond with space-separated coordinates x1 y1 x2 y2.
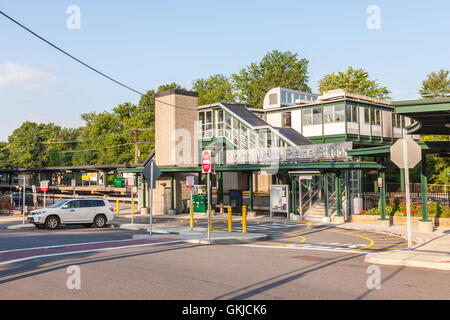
1 0 449 141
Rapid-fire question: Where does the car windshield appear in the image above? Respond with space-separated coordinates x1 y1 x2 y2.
50 200 69 208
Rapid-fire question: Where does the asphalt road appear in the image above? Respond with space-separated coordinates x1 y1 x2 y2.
0 218 448 300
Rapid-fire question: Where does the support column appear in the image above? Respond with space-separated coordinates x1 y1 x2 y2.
248 172 255 217
291 176 297 216
324 174 328 218
336 173 342 217
400 168 405 192
420 156 429 221
419 156 432 232
143 178 146 207
170 176 174 210
217 171 223 202
170 176 175 212
379 170 387 220
103 171 109 187
345 171 350 217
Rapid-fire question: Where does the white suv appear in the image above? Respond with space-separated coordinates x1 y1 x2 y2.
27 198 115 230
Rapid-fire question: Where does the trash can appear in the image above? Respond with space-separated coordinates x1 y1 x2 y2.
114 177 124 188
229 190 243 214
193 194 207 213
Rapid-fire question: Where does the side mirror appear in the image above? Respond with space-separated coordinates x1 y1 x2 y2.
62 204 69 209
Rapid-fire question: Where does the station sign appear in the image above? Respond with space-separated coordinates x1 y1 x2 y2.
186 176 195 188
127 176 135 188
40 180 49 192
226 142 353 165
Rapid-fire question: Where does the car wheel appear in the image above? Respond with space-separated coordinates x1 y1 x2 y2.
93 215 106 228
45 216 59 230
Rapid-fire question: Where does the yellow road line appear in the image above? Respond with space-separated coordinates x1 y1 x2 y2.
326 229 374 251
253 230 306 247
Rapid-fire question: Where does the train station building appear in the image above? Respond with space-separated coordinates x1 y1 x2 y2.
137 88 450 230
1 88 449 232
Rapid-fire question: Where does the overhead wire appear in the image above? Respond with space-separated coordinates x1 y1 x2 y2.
0 10 198 112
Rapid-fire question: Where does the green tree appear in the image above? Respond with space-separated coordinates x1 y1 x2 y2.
6 122 70 168
192 74 236 105
232 50 310 108
318 66 390 99
419 69 450 99
0 142 10 168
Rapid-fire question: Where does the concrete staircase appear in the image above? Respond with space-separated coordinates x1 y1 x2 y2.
303 200 336 222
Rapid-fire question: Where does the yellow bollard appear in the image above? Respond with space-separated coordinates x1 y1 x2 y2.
132 199 135 215
210 205 212 230
116 200 119 216
228 206 232 232
190 204 194 229
242 205 247 233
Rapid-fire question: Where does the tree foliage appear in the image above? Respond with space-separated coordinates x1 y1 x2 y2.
192 74 236 105
419 69 450 99
232 50 310 108
318 66 390 99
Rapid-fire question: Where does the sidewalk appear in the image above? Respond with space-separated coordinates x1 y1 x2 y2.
0 214 27 223
120 223 268 245
333 222 450 271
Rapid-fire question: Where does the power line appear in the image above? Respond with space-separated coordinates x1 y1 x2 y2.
0 10 199 112
0 10 144 96
42 127 154 145
45 141 153 154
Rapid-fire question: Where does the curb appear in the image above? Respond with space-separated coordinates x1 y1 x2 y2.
6 223 36 230
332 223 430 247
132 233 268 245
184 234 268 245
364 251 450 271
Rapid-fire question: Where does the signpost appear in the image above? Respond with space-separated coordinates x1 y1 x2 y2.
202 150 213 240
390 138 422 249
40 180 49 208
127 175 136 225
32 185 37 210
143 160 161 236
18 175 29 224
71 179 76 197
186 176 195 231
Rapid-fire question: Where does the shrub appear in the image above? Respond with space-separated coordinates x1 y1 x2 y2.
440 206 450 218
366 207 380 215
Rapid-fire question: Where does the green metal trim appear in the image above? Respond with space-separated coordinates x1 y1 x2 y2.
336 173 342 216
347 141 450 157
400 168 405 192
170 176 174 210
217 161 386 172
420 156 430 222
324 174 328 217
379 170 387 221
116 168 143 173
159 167 202 173
249 172 254 212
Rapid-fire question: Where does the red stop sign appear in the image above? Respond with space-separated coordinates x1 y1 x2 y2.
202 150 211 173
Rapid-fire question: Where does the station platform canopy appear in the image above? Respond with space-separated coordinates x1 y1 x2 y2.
393 98 450 135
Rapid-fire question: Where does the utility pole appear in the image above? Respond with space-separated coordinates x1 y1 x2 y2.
134 127 139 164
38 140 43 168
